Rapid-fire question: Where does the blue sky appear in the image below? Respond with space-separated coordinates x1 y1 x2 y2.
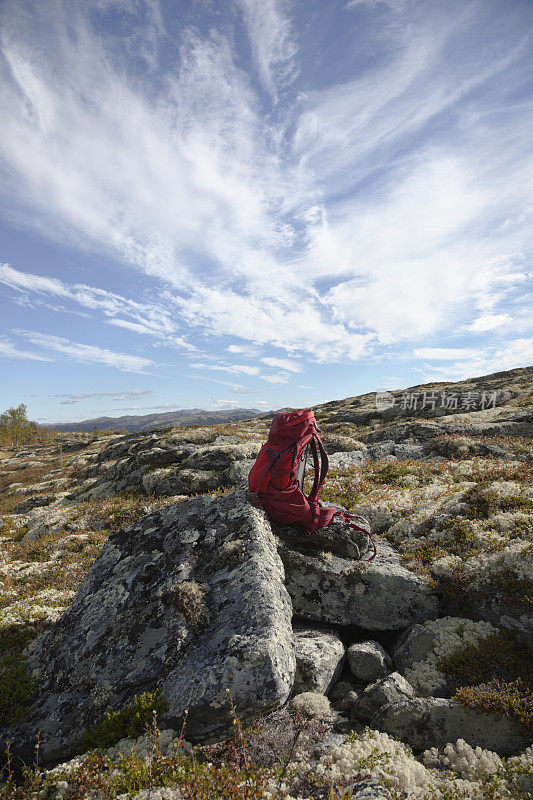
0 0 531 424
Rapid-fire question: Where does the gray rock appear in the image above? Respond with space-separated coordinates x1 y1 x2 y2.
392 624 436 672
141 467 173 494
2 491 294 764
293 625 345 695
499 614 533 657
327 450 367 469
336 689 359 715
373 697 529 756
345 779 389 800
226 458 255 487
393 443 425 459
274 515 372 560
165 468 221 496
354 672 414 723
367 441 396 460
347 640 392 682
277 537 438 630
324 435 364 454
183 443 259 471
329 680 355 704
14 495 55 513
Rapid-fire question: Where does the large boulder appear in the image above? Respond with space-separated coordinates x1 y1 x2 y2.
2 491 295 765
277 537 438 630
373 697 529 756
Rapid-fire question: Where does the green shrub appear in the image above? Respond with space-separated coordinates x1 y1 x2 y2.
74 690 167 752
438 630 533 690
499 495 533 513
367 461 432 486
463 486 533 520
463 487 500 519
454 678 533 733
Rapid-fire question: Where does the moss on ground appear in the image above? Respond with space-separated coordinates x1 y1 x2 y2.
0 625 37 726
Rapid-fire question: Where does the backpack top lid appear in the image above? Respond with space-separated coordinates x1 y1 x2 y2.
269 409 317 438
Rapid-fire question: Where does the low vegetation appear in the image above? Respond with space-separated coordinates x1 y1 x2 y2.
74 691 168 754
454 679 533 735
1 381 532 799
437 629 533 732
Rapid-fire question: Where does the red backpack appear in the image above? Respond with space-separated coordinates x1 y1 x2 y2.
248 409 376 560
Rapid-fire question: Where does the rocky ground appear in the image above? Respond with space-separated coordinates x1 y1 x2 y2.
0 366 532 799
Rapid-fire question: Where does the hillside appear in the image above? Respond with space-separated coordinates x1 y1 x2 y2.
1 366 532 800
42 406 267 433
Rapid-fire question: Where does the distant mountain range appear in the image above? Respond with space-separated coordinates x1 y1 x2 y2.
42 407 267 433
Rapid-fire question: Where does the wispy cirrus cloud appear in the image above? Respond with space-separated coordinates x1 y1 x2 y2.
190 361 260 376
0 338 53 361
55 390 154 404
0 263 196 350
415 338 533 382
0 0 531 377
236 0 298 100
262 356 303 372
15 330 156 373
190 358 296 384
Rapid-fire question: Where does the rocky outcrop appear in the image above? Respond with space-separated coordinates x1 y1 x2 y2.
277 537 438 630
3 491 294 764
78 435 261 499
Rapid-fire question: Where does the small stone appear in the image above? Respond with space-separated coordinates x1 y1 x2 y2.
353 672 414 723
347 640 392 682
392 624 436 672
293 625 345 695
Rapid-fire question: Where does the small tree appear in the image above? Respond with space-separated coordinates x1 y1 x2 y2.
0 404 39 447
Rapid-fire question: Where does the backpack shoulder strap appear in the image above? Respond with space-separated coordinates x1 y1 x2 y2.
307 433 329 504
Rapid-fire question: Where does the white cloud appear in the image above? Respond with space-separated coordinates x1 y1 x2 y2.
190 361 260 376
467 314 512 332
0 338 53 361
416 338 533 381
414 347 482 360
106 319 160 336
261 356 303 372
16 330 156 373
236 0 298 100
0 263 198 350
174 286 373 361
0 0 530 368
226 343 260 357
231 386 257 394
186 373 248 391
55 390 153 404
345 0 408 9
261 372 290 383
207 398 260 409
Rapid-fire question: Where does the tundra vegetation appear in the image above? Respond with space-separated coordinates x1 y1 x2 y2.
0 368 532 799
